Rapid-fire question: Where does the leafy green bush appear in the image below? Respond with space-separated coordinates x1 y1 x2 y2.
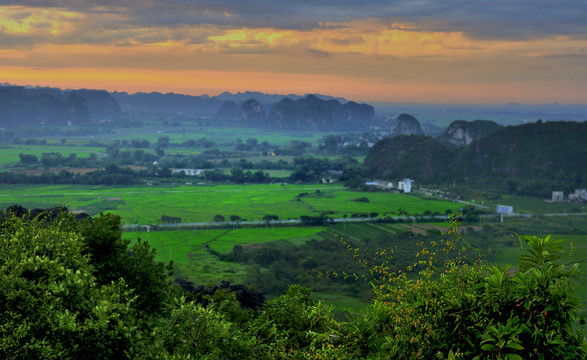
1 209 584 359
335 218 586 359
155 297 258 359
254 285 336 353
0 215 136 359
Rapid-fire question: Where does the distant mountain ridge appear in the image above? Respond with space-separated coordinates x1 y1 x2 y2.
365 135 454 183
0 86 90 127
364 120 587 196
0 84 373 130
266 95 375 130
110 90 351 117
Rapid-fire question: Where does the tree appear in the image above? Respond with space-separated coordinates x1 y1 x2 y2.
158 166 172 178
18 153 38 164
0 214 136 359
253 285 334 351
262 214 278 221
323 134 342 152
155 146 165 157
338 217 587 360
252 170 269 183
157 136 170 148
230 167 245 183
122 239 175 314
40 152 63 168
154 297 257 359
213 214 225 222
77 213 175 315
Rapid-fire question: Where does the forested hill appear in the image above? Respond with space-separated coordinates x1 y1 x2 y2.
455 121 587 192
365 121 587 196
364 135 455 183
437 119 502 147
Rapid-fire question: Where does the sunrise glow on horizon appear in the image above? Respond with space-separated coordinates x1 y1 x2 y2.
1 1 586 104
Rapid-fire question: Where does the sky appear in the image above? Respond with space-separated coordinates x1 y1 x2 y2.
1 1 586 104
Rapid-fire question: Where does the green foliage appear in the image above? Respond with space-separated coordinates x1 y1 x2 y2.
77 213 176 316
364 135 456 183
77 213 129 284
154 297 259 359
122 238 176 314
0 215 136 359
365 121 587 195
479 317 525 360
253 285 336 352
332 219 586 359
1 207 584 359
455 121 587 195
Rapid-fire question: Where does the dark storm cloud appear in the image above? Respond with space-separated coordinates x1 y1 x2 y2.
4 0 587 39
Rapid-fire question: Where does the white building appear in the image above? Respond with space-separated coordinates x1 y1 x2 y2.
552 191 564 202
398 178 412 193
171 168 204 176
569 189 587 201
364 180 393 189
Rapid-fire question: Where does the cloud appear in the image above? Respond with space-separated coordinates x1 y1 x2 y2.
1 1 586 104
3 0 587 40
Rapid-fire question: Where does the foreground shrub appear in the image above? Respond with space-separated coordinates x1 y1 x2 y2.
155 297 258 359
254 285 336 353
337 222 585 359
0 215 136 359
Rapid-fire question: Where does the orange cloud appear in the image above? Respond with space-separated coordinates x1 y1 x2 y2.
1 5 586 104
0 6 79 37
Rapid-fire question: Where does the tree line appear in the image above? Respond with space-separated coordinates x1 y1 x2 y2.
7 155 361 186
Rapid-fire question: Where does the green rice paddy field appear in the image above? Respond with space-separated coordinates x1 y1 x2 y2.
0 144 103 166
0 183 462 225
111 126 327 147
484 195 587 214
122 222 408 309
2 182 584 312
124 227 327 283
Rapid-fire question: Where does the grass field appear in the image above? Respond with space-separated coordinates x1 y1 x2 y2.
0 183 463 225
102 126 328 148
124 226 326 283
123 223 395 312
2 181 584 315
0 144 103 166
483 195 587 214
263 169 292 178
